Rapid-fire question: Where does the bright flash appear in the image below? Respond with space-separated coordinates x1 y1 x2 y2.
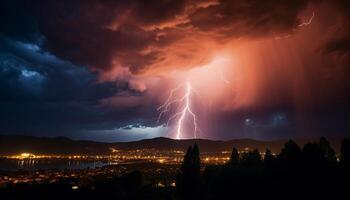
157 81 199 139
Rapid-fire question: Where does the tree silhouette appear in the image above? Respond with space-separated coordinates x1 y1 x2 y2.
340 138 350 168
319 137 336 163
181 146 193 173
240 149 261 167
264 148 274 164
176 143 201 199
278 140 301 166
302 142 325 167
192 143 201 174
229 147 239 166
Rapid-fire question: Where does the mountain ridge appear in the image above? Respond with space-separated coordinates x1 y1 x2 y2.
0 135 343 155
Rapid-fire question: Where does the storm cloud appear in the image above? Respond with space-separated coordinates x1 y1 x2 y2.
18 0 318 72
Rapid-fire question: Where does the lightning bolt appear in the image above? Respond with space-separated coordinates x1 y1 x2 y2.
298 11 315 27
157 81 199 139
275 11 315 40
175 81 198 139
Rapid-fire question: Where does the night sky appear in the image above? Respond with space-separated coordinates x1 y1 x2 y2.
1 0 349 142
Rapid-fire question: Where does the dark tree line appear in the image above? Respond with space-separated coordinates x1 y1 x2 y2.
176 138 350 199
175 143 201 199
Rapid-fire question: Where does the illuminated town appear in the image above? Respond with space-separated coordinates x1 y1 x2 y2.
0 147 271 188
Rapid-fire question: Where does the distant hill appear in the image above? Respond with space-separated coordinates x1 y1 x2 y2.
0 135 343 155
0 135 110 155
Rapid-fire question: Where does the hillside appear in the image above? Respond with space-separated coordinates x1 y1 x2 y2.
0 135 343 155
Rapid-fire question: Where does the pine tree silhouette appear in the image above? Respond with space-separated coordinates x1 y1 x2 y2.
176 143 201 199
340 139 350 168
319 137 336 163
229 147 239 166
278 140 302 166
264 148 274 164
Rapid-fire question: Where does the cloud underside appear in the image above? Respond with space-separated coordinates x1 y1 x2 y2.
23 0 314 72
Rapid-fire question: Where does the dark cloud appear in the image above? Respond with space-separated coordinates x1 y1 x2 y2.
0 37 120 102
17 0 317 72
23 0 187 72
0 14 155 138
0 0 42 43
189 0 311 37
318 0 350 55
131 0 188 25
0 0 163 139
321 38 350 54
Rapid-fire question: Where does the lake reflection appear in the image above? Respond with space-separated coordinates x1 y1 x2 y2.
0 158 110 171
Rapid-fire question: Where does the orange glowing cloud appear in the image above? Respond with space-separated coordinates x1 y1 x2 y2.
29 0 350 119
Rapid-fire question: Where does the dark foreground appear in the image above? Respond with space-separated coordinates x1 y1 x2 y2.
1 137 350 200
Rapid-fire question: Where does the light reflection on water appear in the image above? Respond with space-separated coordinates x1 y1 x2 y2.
0 159 110 171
